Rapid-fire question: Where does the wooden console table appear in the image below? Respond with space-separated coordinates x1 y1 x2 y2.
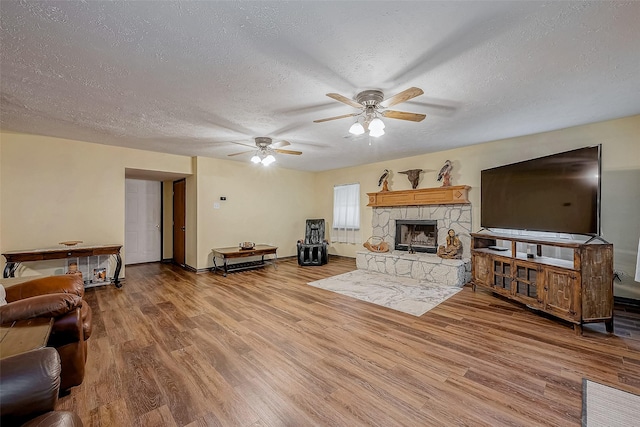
0 317 53 360
211 245 278 277
2 244 123 288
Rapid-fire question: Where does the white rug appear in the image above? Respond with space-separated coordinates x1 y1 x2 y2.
307 270 462 317
582 379 640 427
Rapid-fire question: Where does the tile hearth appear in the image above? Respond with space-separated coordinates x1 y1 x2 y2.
356 250 470 288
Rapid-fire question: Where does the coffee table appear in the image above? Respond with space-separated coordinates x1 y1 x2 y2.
211 245 278 276
0 317 53 359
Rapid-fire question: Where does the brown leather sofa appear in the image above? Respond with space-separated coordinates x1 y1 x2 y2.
0 347 84 426
0 275 93 391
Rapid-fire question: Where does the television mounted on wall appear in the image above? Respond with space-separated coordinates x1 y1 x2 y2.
480 146 601 235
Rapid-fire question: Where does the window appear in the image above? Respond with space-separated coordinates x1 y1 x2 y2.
332 183 360 243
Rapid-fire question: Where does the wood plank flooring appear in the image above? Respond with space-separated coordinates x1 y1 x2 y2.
58 257 640 426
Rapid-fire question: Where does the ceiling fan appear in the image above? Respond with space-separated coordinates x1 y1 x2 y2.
313 87 426 137
228 137 302 166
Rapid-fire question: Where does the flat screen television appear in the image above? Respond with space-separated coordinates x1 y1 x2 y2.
480 146 601 235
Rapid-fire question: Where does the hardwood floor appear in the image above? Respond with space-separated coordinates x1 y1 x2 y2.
58 257 640 426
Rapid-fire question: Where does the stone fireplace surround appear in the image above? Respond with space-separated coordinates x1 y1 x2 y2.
356 204 472 287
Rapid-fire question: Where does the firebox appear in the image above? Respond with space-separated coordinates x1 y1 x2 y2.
395 220 438 253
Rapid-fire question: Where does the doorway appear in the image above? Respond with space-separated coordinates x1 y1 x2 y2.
125 179 162 265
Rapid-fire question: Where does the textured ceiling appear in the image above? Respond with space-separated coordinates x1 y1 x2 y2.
1 1 639 172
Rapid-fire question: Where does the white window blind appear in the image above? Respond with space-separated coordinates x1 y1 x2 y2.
332 183 360 244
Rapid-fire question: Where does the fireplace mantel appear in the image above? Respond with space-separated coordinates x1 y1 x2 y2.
367 185 470 207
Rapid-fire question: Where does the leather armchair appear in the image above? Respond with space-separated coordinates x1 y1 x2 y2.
1 275 92 391
0 347 84 426
297 219 329 266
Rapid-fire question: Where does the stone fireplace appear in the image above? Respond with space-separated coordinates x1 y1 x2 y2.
371 204 472 259
357 201 473 287
395 220 437 253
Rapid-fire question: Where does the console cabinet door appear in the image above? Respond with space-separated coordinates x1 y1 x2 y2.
513 261 541 308
491 257 513 297
472 253 492 287
543 267 580 322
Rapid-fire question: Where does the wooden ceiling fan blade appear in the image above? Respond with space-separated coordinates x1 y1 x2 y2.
271 140 291 149
326 93 363 109
227 150 254 157
313 112 359 123
275 149 302 155
380 87 424 108
382 110 426 122
228 141 256 149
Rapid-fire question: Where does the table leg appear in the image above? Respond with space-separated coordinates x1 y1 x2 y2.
223 258 228 277
273 252 278 270
113 253 123 288
3 262 19 278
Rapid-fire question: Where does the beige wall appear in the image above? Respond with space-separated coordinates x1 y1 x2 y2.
1 115 638 296
0 132 193 277
194 156 318 269
316 115 640 297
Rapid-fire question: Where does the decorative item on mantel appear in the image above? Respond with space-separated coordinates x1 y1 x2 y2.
437 229 463 259
437 160 453 187
363 236 389 253
398 169 423 189
378 169 390 192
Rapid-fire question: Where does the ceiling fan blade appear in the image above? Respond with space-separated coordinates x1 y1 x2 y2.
275 149 302 155
382 110 426 122
227 150 254 157
380 87 424 108
271 140 291 149
313 112 359 123
326 93 363 109
228 141 256 149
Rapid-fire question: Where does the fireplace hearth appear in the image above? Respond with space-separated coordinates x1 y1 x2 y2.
395 220 437 253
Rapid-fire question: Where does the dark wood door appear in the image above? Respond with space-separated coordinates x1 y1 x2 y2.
173 179 186 266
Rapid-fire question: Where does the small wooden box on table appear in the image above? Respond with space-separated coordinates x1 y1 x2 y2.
211 245 278 277
470 232 613 335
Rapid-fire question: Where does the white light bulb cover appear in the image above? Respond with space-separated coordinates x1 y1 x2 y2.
349 122 365 135
369 127 385 137
251 155 262 164
262 154 276 165
369 117 385 131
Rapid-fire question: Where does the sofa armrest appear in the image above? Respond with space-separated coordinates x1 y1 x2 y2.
5 275 84 303
49 306 83 346
0 348 61 426
0 293 82 324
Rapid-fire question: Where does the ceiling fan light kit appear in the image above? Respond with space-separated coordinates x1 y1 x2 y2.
315 87 426 138
349 122 365 135
228 136 302 165
369 126 385 138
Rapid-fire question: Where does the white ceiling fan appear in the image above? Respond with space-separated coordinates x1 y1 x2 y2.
313 87 426 137
227 137 302 166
